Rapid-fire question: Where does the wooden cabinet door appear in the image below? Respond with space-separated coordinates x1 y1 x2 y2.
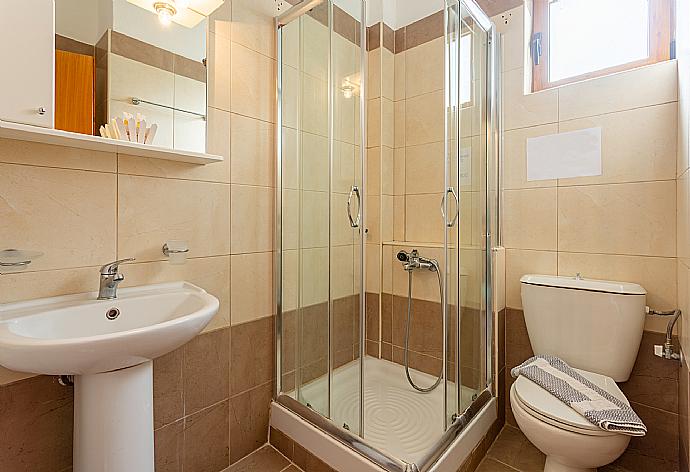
55 50 95 135
0 0 55 128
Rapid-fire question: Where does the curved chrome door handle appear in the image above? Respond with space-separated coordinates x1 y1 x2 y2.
440 187 459 228
347 185 361 228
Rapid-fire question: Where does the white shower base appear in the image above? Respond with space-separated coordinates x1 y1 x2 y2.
292 356 477 465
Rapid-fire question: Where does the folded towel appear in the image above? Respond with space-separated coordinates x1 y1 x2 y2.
511 355 646 437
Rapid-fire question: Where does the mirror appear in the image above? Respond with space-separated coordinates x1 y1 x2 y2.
54 0 214 153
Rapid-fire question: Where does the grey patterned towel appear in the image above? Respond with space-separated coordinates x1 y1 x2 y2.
511 355 646 437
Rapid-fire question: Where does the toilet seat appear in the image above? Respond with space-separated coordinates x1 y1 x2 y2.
512 367 629 437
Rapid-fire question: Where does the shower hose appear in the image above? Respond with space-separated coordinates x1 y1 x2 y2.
404 263 444 393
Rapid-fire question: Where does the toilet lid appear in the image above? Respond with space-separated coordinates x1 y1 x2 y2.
513 367 630 434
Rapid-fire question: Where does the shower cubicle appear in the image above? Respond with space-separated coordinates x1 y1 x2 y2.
274 0 500 470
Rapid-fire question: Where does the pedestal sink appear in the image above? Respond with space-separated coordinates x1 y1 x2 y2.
0 281 219 472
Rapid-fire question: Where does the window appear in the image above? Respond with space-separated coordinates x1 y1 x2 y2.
531 0 673 91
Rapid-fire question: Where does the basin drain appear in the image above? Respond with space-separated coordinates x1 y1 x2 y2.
106 307 120 320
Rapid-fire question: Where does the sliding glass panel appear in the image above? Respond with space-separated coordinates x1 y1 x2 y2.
278 2 332 418
330 0 363 436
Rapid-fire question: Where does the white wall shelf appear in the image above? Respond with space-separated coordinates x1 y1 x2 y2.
0 120 223 165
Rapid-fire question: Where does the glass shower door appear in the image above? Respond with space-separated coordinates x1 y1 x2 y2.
330 0 364 436
278 0 363 432
445 0 491 426
279 1 332 417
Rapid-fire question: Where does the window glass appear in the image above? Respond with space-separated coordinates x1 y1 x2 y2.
549 0 649 82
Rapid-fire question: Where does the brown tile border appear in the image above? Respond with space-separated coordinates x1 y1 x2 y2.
56 34 94 57
110 31 206 83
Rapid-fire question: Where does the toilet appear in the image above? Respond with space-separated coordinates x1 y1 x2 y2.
510 275 647 472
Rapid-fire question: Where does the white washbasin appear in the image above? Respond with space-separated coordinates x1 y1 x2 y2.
0 281 219 375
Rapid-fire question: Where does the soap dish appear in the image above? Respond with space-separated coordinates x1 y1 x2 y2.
0 249 44 274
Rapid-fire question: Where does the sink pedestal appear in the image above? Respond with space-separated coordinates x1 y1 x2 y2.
73 361 154 472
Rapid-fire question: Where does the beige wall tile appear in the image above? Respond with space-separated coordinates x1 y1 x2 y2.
302 73 328 137
117 107 231 184
381 48 395 101
282 249 298 312
503 68 558 131
680 171 690 260
123 256 231 332
558 60 678 121
301 190 329 248
679 258 690 355
558 103 677 186
331 245 355 299
0 139 116 173
367 48 381 100
0 164 116 271
394 100 405 148
231 251 274 324
281 65 299 130
502 124 559 190
231 42 276 123
558 252 677 311
208 0 231 39
367 98 381 148
406 90 444 146
208 33 232 112
231 113 275 187
679 55 690 177
382 98 394 148
494 6 524 73
505 249 558 309
231 0 276 58
302 132 329 192
381 146 394 196
394 52 406 102
366 195 380 243
405 37 444 98
405 141 444 195
282 189 299 250
381 195 394 242
366 243 380 293
333 141 356 194
394 195 405 241
231 185 274 254
302 15 329 82
558 181 676 257
118 175 230 262
502 188 557 251
405 193 445 244
0 266 97 304
367 147 381 196
0 367 34 386
302 247 329 305
394 148 405 195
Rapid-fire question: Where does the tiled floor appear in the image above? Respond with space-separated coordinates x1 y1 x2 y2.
224 445 302 472
476 425 546 472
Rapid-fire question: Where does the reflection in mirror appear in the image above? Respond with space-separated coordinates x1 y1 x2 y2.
54 0 215 152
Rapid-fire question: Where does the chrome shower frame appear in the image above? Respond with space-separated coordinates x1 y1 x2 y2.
274 0 501 470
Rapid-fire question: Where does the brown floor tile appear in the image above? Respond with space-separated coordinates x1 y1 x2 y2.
476 457 519 472
485 426 545 472
270 427 294 461
227 445 290 472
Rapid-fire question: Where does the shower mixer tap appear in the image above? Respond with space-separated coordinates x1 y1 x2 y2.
397 250 437 272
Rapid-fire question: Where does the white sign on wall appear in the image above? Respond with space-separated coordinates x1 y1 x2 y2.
527 127 602 181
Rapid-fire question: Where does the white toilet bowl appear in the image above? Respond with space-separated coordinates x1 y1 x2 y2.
509 369 631 472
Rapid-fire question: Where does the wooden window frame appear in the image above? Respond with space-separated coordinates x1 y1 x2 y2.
532 0 673 92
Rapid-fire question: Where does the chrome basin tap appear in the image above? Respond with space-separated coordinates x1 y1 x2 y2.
98 258 135 300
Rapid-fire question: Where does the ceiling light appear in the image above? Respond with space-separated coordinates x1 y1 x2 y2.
154 2 177 25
